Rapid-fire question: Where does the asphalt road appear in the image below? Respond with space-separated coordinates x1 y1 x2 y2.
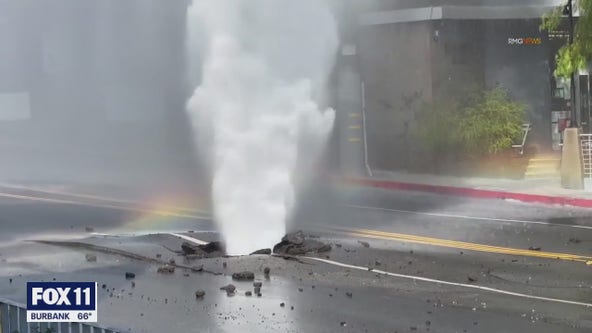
1 182 592 332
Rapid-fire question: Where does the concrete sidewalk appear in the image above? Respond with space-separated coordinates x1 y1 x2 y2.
344 170 592 208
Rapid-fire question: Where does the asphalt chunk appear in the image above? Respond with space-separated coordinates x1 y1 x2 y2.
358 241 370 248
125 272 135 280
250 248 272 255
232 271 255 281
195 290 206 299
157 265 175 274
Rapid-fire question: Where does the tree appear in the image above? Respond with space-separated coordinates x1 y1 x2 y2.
541 0 592 77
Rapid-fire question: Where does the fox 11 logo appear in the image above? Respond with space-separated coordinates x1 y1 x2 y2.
27 282 97 323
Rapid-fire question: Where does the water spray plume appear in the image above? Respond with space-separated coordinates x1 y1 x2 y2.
186 0 338 255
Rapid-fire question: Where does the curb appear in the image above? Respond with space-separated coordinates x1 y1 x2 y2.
343 177 592 208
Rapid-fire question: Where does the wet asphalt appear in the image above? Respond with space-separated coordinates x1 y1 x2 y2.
1 183 592 332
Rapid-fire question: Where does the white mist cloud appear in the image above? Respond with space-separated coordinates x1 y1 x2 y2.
186 0 338 254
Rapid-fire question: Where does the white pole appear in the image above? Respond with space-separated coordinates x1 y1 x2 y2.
361 81 373 177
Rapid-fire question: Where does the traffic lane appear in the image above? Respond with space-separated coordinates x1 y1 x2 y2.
1 234 590 333
0 199 212 243
314 204 592 256
310 234 592 303
333 185 592 223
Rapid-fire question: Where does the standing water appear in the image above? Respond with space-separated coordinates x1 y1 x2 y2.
186 0 338 254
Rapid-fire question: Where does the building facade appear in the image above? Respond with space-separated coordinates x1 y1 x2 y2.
335 0 581 172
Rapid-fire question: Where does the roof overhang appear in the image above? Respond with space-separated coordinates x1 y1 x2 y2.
359 5 572 26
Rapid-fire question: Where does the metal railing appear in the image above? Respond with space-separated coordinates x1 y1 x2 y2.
0 300 119 333
580 134 592 189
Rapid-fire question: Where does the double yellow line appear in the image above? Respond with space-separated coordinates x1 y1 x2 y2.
343 228 592 265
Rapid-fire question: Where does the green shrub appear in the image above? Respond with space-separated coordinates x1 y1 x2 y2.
417 100 462 160
460 88 526 155
418 87 526 158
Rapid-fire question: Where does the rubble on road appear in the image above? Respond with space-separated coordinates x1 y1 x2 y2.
220 284 236 296
157 265 175 274
180 241 225 258
232 271 255 281
191 265 204 272
358 241 370 248
195 290 206 299
125 272 135 280
250 248 272 255
273 231 332 255
85 254 97 262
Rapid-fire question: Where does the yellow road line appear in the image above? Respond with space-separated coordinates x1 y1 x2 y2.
348 125 361 129
348 138 361 142
342 228 592 265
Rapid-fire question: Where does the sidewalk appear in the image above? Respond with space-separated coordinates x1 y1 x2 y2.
343 170 592 208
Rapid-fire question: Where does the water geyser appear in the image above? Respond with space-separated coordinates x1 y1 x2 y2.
186 0 338 255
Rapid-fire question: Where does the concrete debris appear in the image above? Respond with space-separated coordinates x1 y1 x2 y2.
157 265 175 274
223 262 227 268
199 241 225 253
250 248 272 255
85 227 94 232
263 267 271 275
254 287 261 295
358 241 370 248
569 237 581 244
253 282 263 288
346 292 353 298
340 321 347 327
467 276 477 282
528 246 541 251
131 282 135 288
280 302 285 307
156 253 162 258
181 241 225 257
169 259 176 265
195 290 206 299
220 284 236 294
232 271 255 281
283 231 305 245
125 272 135 280
181 242 205 255
245 291 252 296
85 254 97 262
375 260 381 266
273 231 332 255
191 265 204 272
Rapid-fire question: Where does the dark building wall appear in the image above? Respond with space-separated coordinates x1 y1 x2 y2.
431 20 485 102
357 21 433 170
483 19 552 148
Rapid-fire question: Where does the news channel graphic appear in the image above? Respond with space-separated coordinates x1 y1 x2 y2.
27 282 98 323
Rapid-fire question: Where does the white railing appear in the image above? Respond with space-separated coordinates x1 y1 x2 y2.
580 134 592 187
